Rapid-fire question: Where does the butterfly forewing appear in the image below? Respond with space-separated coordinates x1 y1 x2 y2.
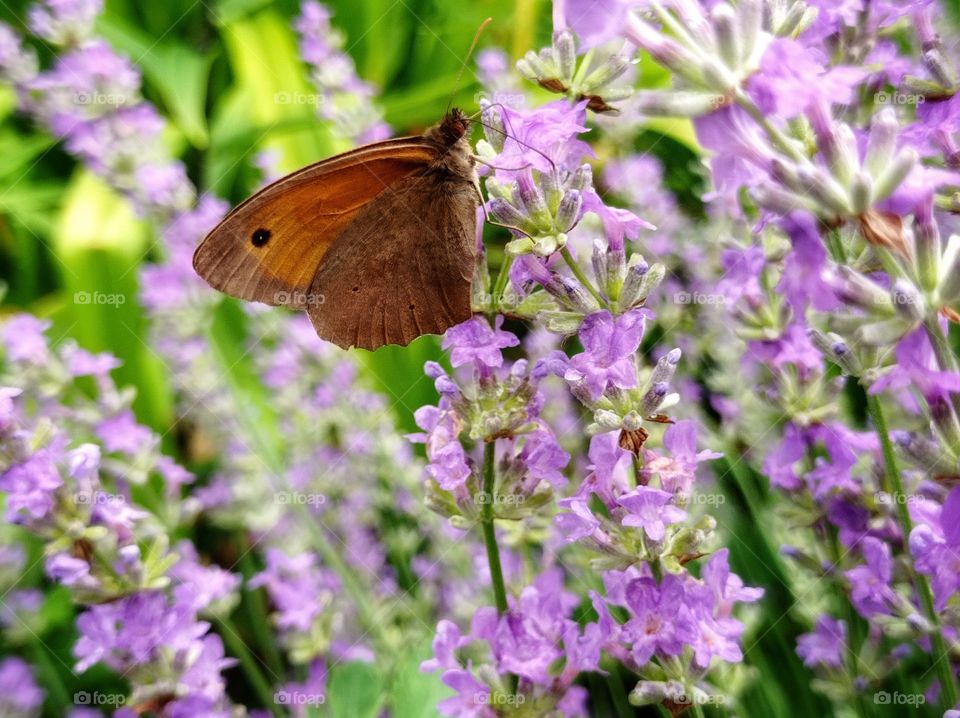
193 139 439 308
192 108 479 350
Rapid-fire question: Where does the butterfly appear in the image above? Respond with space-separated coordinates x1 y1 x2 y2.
192 108 479 350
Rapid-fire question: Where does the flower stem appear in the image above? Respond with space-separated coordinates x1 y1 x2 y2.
865 393 957 708
214 615 283 717
561 247 608 309
491 254 515 315
481 440 509 615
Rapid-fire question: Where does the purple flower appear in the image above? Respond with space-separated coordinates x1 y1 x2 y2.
0 446 63 523
747 39 865 119
2 314 51 364
411 403 471 491
556 0 636 48
869 326 960 405
170 543 240 613
493 99 593 177
796 616 847 668
438 669 492 718
95 411 154 455
622 575 697 664
249 549 339 634
28 0 102 45
845 537 896 617
0 657 43 715
442 316 519 370
565 309 648 400
512 428 570 490
641 420 722 495
555 497 602 542
617 485 687 541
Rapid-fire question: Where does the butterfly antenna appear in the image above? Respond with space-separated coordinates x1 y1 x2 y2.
447 17 493 114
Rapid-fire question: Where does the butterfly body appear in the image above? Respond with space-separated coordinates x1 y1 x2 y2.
193 109 479 350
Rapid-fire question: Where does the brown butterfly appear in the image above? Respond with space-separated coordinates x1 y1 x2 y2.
192 108 479 351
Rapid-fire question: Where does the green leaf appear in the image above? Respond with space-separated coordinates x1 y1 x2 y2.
389 648 448 718
97 16 213 147
52 170 173 430
360 335 443 434
220 9 336 172
327 661 385 718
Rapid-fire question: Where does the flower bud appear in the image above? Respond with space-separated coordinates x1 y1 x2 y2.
807 328 862 376
712 3 741 69
480 101 506 153
649 348 681 386
639 382 668 415
864 108 898 179
850 172 873 215
554 30 577 81
516 171 551 230
937 234 960 305
570 164 592 192
823 265 891 313
873 148 918 204
913 199 940 292
923 47 957 90
737 0 762 66
555 189 583 231
891 279 925 323
489 198 526 227
895 432 959 477
856 317 912 346
796 165 851 216
634 90 727 117
584 53 630 92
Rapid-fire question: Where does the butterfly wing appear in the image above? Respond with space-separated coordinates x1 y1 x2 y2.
307 171 479 350
192 138 439 308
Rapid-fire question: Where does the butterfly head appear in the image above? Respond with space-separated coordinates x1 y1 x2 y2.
434 108 470 147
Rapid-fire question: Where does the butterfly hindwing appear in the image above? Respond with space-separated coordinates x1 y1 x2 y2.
307 170 479 349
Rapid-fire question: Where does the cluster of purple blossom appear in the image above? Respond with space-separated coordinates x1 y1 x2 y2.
4 0 960 716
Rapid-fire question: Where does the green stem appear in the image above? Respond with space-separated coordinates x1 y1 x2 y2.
866 393 957 709
238 548 286 678
560 247 608 309
481 440 508 615
215 616 283 717
828 527 870 718
30 642 71 713
490 254 515 315
480 440 517 696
